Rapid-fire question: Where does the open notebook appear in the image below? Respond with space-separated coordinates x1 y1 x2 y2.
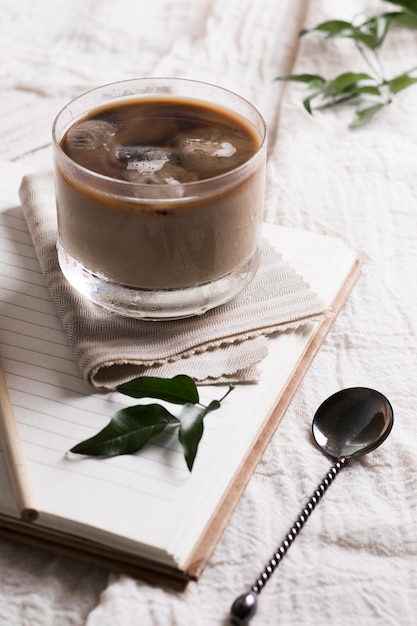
0 161 360 589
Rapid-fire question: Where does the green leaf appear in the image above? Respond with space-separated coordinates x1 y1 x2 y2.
388 11 417 27
300 20 355 37
275 73 325 85
383 0 417 16
302 78 328 114
357 84 382 95
275 74 327 114
70 404 177 457
178 404 206 471
330 72 375 90
373 14 393 42
340 85 381 97
301 19 380 49
388 71 417 93
343 30 380 50
360 15 395 47
205 399 221 412
117 375 199 405
349 102 387 128
177 388 233 471
319 73 381 102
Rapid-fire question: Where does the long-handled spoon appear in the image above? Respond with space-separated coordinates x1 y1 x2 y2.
229 387 394 625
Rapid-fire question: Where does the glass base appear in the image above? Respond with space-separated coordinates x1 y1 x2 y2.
57 241 261 320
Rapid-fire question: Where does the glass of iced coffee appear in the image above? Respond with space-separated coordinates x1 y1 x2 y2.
52 78 266 319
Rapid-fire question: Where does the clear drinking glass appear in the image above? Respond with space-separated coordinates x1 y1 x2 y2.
52 78 267 319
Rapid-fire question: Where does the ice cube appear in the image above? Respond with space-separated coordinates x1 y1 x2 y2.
117 147 198 185
121 161 198 200
179 138 236 159
128 163 198 185
175 128 250 176
65 120 118 150
115 146 179 176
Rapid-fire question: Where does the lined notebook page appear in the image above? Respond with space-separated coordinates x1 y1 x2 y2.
0 161 357 567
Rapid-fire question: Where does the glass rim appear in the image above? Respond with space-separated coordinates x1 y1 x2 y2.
52 76 267 197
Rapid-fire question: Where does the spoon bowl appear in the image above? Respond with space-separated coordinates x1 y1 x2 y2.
230 387 394 625
312 387 394 460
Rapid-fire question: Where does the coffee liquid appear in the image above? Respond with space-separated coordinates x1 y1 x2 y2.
55 96 265 290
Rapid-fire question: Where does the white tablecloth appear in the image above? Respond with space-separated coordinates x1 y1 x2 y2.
1 1 417 624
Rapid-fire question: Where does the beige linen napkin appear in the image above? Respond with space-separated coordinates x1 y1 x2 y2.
19 171 327 390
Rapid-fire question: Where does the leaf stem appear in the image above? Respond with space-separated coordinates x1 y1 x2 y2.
197 385 235 410
315 93 360 110
219 385 235 403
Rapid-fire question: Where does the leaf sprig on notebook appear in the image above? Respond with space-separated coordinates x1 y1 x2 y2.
276 0 417 127
70 375 234 471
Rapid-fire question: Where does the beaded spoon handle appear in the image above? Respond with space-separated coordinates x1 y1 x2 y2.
230 459 346 624
229 387 394 625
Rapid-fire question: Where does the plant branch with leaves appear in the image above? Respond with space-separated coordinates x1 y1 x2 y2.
70 375 234 472
277 0 417 127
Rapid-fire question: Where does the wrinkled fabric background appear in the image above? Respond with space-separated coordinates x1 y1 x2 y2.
1 0 417 624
